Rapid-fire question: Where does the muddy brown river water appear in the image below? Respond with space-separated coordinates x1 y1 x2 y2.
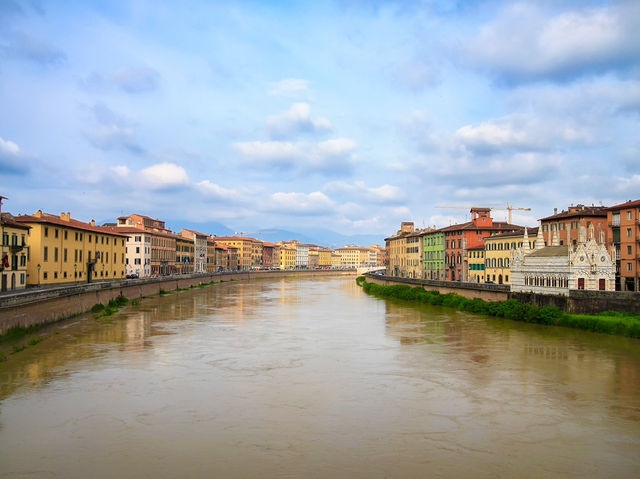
1 276 639 478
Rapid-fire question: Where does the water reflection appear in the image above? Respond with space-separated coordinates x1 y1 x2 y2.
0 276 639 478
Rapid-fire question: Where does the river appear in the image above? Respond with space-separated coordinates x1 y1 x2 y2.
1 276 639 478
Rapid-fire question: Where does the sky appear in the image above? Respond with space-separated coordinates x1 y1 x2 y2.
1 0 639 244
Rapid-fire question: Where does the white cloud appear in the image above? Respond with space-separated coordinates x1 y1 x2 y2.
0 136 28 175
111 165 131 178
140 162 189 189
195 180 243 202
324 180 405 205
234 137 357 175
267 102 332 139
464 2 640 81
264 191 335 215
268 78 310 98
455 114 593 152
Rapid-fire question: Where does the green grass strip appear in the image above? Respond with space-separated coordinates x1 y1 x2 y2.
358 279 640 338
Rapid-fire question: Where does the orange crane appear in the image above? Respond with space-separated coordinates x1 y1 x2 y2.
436 203 531 224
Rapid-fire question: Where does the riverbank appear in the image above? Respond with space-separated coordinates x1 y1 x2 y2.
357 277 640 338
0 269 355 336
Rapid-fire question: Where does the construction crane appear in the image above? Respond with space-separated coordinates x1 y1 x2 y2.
234 231 278 237
436 203 531 224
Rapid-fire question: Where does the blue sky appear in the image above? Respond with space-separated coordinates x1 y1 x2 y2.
1 0 639 242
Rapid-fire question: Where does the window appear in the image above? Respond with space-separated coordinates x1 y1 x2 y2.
627 228 632 238
135 236 141 242
20 273 25 285
44 246 48 261
136 246 140 254
64 231 68 240
75 250 78 262
627 211 632 220
55 229 59 239
75 232 78 241
44 227 48 237
63 248 67 262
54 247 58 262
628 246 633 255
43 272 48 280
79 233 83 241
628 263 633 272
88 235 92 243
54 272 58 279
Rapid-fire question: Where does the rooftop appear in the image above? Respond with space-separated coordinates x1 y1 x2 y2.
528 246 569 257
606 198 640 211
539 205 607 221
16 211 128 237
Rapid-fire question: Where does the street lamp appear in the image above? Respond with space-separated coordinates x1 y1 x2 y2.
37 263 41 287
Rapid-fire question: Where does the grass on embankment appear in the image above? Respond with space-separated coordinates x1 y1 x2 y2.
356 276 640 338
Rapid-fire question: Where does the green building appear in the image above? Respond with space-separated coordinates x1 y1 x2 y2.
423 230 445 280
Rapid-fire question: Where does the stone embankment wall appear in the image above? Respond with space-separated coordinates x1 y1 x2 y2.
367 274 640 314
364 275 510 302
0 270 355 334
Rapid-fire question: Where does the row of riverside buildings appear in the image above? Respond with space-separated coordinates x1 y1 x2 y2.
0 202 387 291
385 199 640 294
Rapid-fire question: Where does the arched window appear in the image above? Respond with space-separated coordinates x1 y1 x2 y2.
505 258 509 268
492 258 496 268
457 254 461 264
498 258 503 268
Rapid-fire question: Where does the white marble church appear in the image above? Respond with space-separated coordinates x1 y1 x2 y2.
510 223 615 295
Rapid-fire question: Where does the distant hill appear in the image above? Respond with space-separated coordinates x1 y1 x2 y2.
163 220 384 248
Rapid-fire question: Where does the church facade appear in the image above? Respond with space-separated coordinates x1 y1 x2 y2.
511 224 615 295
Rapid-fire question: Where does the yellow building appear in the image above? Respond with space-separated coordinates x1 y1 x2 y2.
385 222 432 278
16 211 127 285
1 212 30 291
175 235 194 274
484 228 536 285
277 244 296 270
331 252 341 268
214 236 262 270
467 246 486 284
317 248 332 268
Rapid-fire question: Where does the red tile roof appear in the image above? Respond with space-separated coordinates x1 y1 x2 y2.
0 213 31 230
606 199 640 211
539 206 607 221
16 212 129 237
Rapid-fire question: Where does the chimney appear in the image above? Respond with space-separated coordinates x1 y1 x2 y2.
35 210 43 218
90 219 95 226
554 208 557 215
60 212 71 222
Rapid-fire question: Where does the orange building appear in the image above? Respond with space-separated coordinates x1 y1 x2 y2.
539 205 608 247
607 199 640 291
440 208 519 281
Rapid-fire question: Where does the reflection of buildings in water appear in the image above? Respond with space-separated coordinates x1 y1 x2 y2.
0 308 155 400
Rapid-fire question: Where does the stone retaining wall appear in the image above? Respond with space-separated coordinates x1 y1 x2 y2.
365 274 510 302
0 270 354 334
367 274 639 314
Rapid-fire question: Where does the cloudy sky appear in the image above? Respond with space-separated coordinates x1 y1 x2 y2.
1 0 639 242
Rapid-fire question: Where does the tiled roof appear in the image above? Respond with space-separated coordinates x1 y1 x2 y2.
486 227 539 239
438 221 520 233
539 206 607 221
606 199 640 210
214 236 259 242
182 228 209 238
0 213 31 230
528 246 569 257
16 212 128 237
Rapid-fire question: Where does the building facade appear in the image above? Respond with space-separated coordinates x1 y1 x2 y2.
466 246 485 284
182 229 208 273
111 227 152 278
0 212 30 291
17 211 127 285
484 229 536 285
441 208 519 282
511 225 615 295
539 205 608 247
422 231 445 280
607 199 640 291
